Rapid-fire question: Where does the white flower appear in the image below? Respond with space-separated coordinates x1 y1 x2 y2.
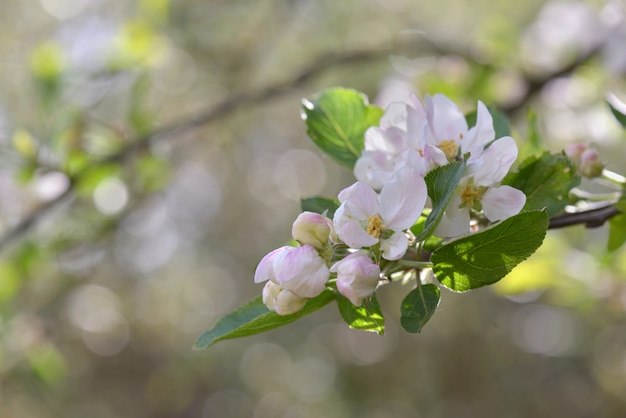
434 137 526 238
333 167 427 260
254 245 329 298
424 94 495 168
354 96 428 189
262 281 308 315
330 251 381 306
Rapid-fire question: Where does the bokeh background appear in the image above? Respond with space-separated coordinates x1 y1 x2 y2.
1 0 626 417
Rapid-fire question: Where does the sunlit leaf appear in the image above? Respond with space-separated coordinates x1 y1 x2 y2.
432 210 549 292
194 289 335 350
302 88 383 169
400 284 440 333
503 152 580 216
336 293 384 334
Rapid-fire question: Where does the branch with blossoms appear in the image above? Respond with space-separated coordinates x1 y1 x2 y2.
194 87 626 349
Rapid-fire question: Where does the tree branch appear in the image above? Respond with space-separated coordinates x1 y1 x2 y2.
548 205 622 229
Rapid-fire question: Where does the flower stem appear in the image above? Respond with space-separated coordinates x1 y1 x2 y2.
599 169 626 188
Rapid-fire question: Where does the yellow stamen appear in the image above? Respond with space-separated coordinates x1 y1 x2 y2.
365 215 384 238
461 185 483 208
438 140 459 161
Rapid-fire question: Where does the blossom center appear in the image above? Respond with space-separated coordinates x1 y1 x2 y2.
460 185 484 208
365 215 384 238
438 140 459 161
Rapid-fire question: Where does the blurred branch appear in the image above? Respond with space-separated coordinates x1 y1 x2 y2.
548 205 621 229
501 44 603 116
0 37 609 252
0 42 433 253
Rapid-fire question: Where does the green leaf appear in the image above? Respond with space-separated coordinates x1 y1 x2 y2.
194 289 335 350
608 213 626 252
432 210 549 292
502 152 580 217
302 88 384 169
301 196 340 218
400 284 441 333
466 105 510 140
417 160 466 241
608 201 626 252
336 293 385 334
607 93 626 129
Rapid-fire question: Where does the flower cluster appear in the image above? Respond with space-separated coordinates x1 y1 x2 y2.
255 93 527 315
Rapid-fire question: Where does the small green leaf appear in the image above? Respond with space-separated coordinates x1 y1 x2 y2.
503 152 580 216
607 93 626 129
336 293 385 334
400 284 440 333
302 88 384 169
194 289 335 350
417 160 466 241
608 201 626 252
301 196 340 218
432 210 549 292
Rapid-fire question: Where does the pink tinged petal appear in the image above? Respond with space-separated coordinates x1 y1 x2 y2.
337 221 379 249
472 136 518 186
378 168 428 232
337 182 379 219
273 245 329 298
381 231 409 260
482 185 526 222
433 196 471 238
406 101 427 148
354 156 386 190
331 252 381 306
464 101 495 158
254 246 291 283
428 94 468 143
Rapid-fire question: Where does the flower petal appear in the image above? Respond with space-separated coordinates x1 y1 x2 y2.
482 185 526 221
464 101 495 159
337 182 379 219
427 94 468 144
378 168 427 232
336 220 379 249
472 136 518 185
273 245 329 298
381 231 409 260
254 246 290 283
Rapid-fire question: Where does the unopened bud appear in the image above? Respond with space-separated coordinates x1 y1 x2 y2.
330 251 380 306
579 149 604 178
262 281 308 315
292 211 331 250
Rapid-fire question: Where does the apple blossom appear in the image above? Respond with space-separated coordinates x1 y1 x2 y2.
262 281 308 315
333 167 427 260
330 251 381 306
254 245 329 298
354 96 428 189
424 94 496 168
292 211 331 250
434 137 526 238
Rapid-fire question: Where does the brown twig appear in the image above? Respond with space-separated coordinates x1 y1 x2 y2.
548 205 622 229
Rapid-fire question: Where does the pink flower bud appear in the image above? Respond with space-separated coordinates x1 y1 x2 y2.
579 149 604 178
330 251 381 306
254 245 329 298
564 143 587 163
262 281 308 315
291 212 331 250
